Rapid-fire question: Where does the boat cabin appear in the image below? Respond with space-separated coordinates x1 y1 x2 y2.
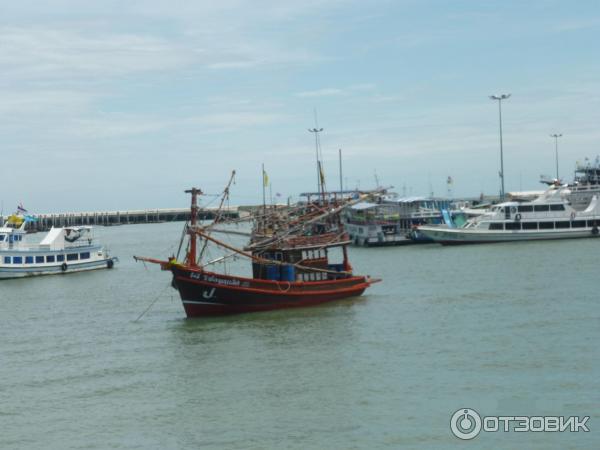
251 233 351 283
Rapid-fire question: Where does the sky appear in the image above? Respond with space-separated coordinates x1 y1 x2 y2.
2 0 600 213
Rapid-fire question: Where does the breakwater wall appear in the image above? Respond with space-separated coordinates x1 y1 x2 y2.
1 207 242 232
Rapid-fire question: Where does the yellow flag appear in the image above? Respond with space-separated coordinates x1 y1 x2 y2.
263 170 269 187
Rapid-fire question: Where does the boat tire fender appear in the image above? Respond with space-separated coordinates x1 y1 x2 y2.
107 259 114 269
277 281 292 293
592 226 599 236
514 213 521 221
61 263 68 272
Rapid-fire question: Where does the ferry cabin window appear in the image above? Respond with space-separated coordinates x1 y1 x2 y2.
25 256 34 264
35 256 44 263
489 223 503 230
80 252 90 260
587 220 598 227
67 253 79 261
505 222 521 230
57 254 65 262
517 205 534 212
572 220 586 228
534 205 550 212
46 255 55 263
555 221 570 229
522 222 538 230
0 235 4 241
4 256 10 264
13 256 23 264
539 222 554 229
550 204 565 211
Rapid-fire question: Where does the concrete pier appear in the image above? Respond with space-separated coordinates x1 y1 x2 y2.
1 207 240 232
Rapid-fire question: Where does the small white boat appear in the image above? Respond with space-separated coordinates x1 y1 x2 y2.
416 187 600 245
0 219 117 279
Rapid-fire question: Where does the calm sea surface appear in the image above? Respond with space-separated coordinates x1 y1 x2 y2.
1 222 598 449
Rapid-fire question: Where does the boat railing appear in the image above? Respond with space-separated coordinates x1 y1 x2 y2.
3 240 99 252
346 218 399 226
409 210 441 219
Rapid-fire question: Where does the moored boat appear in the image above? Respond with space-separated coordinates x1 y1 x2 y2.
0 220 118 279
416 186 600 245
136 186 380 317
344 195 466 246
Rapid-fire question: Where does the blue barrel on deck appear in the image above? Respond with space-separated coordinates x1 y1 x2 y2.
280 265 295 282
266 265 280 281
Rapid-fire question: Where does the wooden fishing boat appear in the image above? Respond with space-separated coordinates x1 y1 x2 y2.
136 184 380 317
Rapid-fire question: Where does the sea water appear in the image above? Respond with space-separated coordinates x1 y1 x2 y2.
1 222 598 449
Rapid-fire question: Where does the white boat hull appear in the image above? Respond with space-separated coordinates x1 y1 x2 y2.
0 257 118 279
417 226 600 245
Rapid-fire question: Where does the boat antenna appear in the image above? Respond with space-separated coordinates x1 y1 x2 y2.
338 148 343 195
262 163 267 215
428 173 434 197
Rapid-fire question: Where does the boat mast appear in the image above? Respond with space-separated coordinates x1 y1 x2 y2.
185 187 203 267
262 164 266 214
198 170 236 261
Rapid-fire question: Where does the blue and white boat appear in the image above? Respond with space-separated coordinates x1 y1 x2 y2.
0 219 118 279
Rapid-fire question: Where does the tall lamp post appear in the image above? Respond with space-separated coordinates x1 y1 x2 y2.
550 133 562 181
489 94 511 199
308 127 324 197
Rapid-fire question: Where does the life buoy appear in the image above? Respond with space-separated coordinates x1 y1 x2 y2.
61 262 68 272
510 206 517 214
107 259 114 269
514 213 522 221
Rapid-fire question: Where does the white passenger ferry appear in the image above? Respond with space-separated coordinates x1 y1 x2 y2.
416 186 600 245
0 219 118 279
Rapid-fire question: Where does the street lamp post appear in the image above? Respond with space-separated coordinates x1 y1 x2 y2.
489 94 511 199
308 127 324 197
550 133 563 181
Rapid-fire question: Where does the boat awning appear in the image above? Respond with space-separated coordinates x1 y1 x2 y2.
350 202 379 210
39 227 64 249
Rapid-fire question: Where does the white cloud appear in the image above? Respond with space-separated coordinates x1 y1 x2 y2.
295 88 345 98
553 18 600 32
0 88 97 117
295 84 377 98
184 112 286 130
68 115 167 139
0 27 192 81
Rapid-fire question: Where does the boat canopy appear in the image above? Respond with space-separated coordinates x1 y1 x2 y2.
349 202 379 211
